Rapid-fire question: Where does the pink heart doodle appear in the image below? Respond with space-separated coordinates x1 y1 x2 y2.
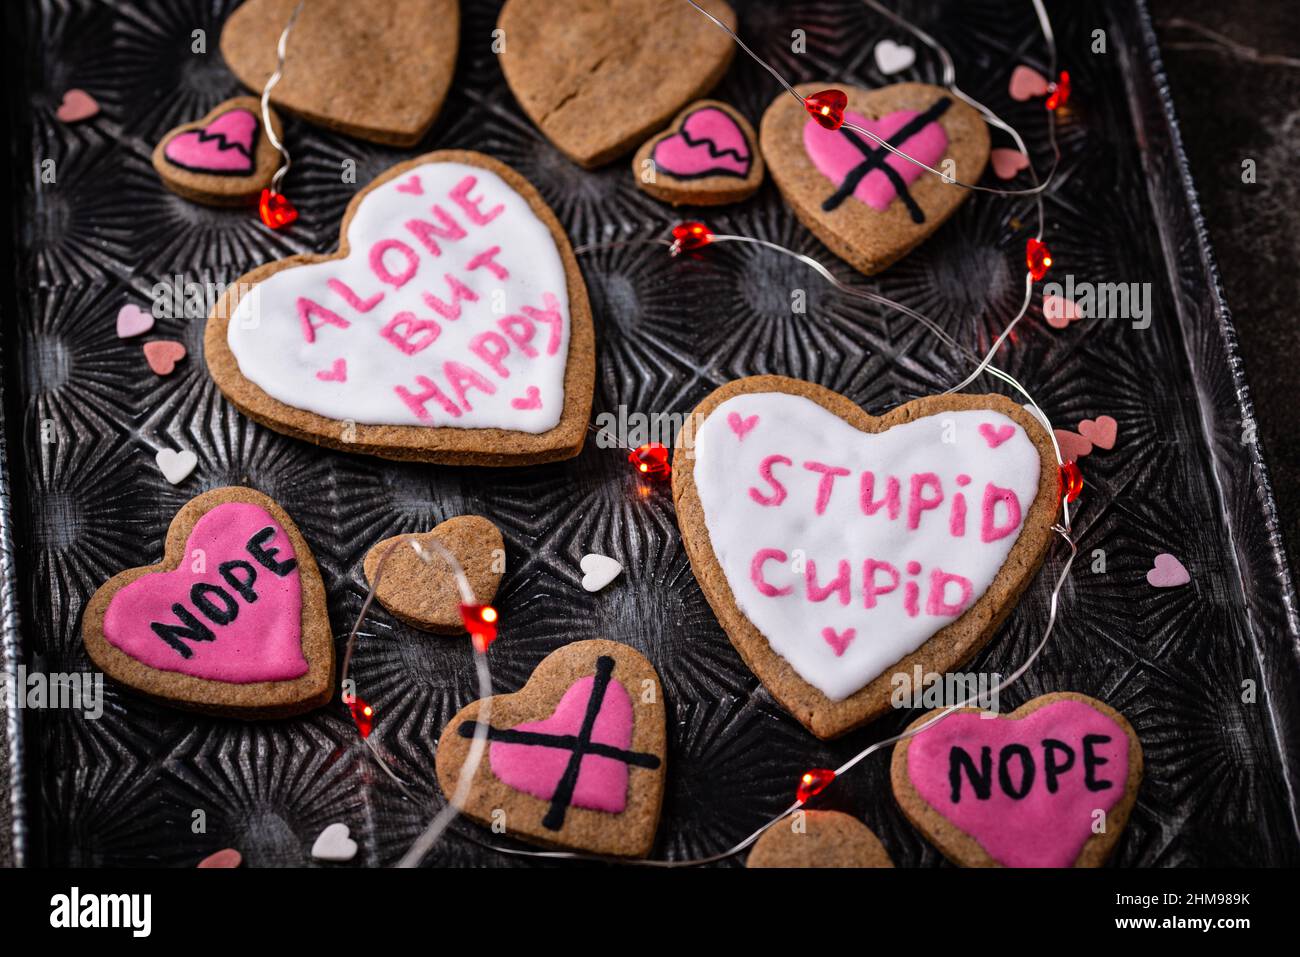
56 88 99 123
1009 65 1050 101
1044 293 1081 330
906 698 1131 867
102 502 308 683
1054 429 1093 462
978 423 1015 448
1077 415 1117 450
821 626 856 657
990 148 1029 180
652 106 751 178
510 386 542 410
316 358 347 383
395 174 424 195
727 411 758 440
164 108 258 175
489 670 637 814
116 303 154 339
1147 553 1190 588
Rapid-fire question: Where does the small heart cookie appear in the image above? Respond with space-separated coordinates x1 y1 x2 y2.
144 340 187 375
761 82 990 276
579 553 622 592
311 823 358 862
152 96 284 207
155 447 198 485
81 487 334 718
435 640 666 856
498 0 736 168
362 516 504 633
891 692 1143 867
220 0 459 146
116 304 154 339
873 39 916 76
1147 552 1190 588
196 848 242 868
747 810 894 868
673 376 1059 739
56 88 99 123
633 100 764 206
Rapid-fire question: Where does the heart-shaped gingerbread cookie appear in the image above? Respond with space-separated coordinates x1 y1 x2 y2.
205 150 595 465
761 83 990 275
81 487 333 718
363 516 504 633
497 0 736 168
747 810 894 868
436 640 666 856
891 692 1143 867
152 96 283 206
673 376 1059 739
633 99 763 206
220 0 458 146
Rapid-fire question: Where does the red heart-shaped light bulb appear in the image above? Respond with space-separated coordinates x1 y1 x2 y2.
804 89 848 130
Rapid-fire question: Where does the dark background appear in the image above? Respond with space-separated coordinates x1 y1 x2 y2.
1152 0 1300 578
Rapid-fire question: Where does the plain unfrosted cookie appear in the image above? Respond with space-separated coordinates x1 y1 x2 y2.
152 96 283 206
81 487 333 718
633 99 763 206
672 375 1059 739
362 516 504 633
220 0 458 146
435 640 666 856
747 810 894 868
497 0 736 168
204 150 595 465
890 692 1143 867
761 82 989 275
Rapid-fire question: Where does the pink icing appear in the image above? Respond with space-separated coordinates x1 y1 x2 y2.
489 675 636 814
651 107 752 178
802 107 948 212
102 502 307 683
979 423 1015 448
907 699 1130 867
164 108 258 175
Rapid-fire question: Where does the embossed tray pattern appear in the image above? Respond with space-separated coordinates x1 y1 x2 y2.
3 0 1298 866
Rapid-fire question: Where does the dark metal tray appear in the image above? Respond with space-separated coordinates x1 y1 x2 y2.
4 0 1298 867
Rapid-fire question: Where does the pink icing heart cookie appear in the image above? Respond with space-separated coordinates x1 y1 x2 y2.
761 82 990 276
81 487 333 718
633 100 764 206
435 640 666 856
891 692 1143 867
152 96 284 207
673 376 1060 739
205 150 595 466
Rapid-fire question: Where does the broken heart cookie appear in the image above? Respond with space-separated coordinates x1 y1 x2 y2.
672 376 1058 739
891 693 1143 867
220 0 458 146
205 150 595 464
633 100 762 206
497 0 736 168
761 82 989 275
362 515 504 633
152 96 283 206
436 640 666 856
747 810 893 868
81 487 333 718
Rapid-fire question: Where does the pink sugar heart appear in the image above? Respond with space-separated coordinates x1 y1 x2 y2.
727 411 758 439
1043 293 1081 330
489 671 636 814
116 304 155 339
144 340 187 375
1009 65 1050 101
395 174 424 195
56 88 99 123
990 148 1030 180
821 626 855 657
510 385 542 410
652 106 751 178
102 502 308 682
1054 428 1093 462
905 698 1132 867
1147 553 1190 588
197 848 242 869
1077 415 1117 451
164 108 258 174
316 358 347 383
978 423 1015 448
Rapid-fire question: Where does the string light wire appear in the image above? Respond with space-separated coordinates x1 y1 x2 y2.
260 0 305 197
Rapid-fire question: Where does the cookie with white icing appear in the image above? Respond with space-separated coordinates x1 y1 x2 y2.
204 150 595 464
672 375 1059 739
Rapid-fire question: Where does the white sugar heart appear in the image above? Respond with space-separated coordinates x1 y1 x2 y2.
874 39 916 75
311 822 357 862
225 161 572 434
580 553 622 592
155 447 197 485
691 393 1044 702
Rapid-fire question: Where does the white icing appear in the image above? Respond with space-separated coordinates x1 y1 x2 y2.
692 393 1043 701
226 161 571 432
